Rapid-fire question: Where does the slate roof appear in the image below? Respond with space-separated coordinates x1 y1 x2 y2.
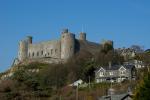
124 60 145 66
96 65 135 71
123 65 135 70
104 65 121 70
78 40 100 55
99 93 133 100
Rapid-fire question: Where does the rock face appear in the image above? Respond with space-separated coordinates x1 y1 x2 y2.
17 28 113 64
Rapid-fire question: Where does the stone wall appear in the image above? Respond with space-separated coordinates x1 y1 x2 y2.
17 29 109 64
28 40 61 59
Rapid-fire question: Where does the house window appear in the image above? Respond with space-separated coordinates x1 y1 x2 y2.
120 71 126 75
109 72 113 76
99 72 104 77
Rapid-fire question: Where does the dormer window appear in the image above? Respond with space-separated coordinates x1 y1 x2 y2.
120 71 126 75
99 72 104 77
119 66 126 75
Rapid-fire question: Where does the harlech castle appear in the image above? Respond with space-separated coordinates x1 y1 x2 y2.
15 28 113 65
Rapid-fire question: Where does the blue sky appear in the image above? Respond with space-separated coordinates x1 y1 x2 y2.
0 0 150 72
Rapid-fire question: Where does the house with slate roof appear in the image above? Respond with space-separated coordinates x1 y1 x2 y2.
116 48 136 60
123 60 145 69
99 87 133 100
95 64 136 83
99 92 133 100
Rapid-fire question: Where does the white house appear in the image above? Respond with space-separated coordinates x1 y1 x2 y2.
95 65 136 83
69 79 83 87
124 60 145 69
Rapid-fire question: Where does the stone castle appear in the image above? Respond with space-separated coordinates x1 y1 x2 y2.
16 28 113 64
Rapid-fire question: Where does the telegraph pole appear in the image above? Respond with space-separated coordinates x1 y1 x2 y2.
76 85 78 100
89 76 91 90
59 95 61 100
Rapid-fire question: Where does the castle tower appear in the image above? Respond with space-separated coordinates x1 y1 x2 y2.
79 32 86 41
18 40 28 61
105 40 113 48
61 29 75 60
102 40 114 50
26 36 33 44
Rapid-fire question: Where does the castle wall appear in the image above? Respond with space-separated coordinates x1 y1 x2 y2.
17 29 110 64
28 40 61 59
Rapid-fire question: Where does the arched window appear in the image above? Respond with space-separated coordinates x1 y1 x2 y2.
70 46 73 51
55 49 57 53
51 49 53 55
37 52 39 56
41 51 43 55
32 52 34 57
28 53 30 57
